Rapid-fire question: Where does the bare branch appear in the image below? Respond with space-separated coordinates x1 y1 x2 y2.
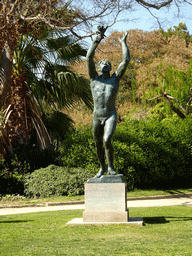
162 92 186 119
186 88 192 115
184 0 192 6
7 0 19 16
165 93 186 113
136 0 173 10
148 95 162 101
186 98 192 115
148 90 190 119
145 7 163 29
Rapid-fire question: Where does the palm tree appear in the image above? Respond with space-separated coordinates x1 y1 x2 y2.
0 31 92 156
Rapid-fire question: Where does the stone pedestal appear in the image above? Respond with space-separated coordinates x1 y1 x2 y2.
66 174 143 226
83 180 128 222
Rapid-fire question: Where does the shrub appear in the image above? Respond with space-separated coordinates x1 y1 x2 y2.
0 194 26 201
24 165 95 198
0 143 62 195
59 116 192 189
60 126 99 170
114 116 192 188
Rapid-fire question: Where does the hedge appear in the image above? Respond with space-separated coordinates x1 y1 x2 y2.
60 116 192 189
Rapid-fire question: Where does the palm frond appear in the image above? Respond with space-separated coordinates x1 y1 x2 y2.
42 110 74 145
0 105 14 155
46 36 87 63
28 96 52 150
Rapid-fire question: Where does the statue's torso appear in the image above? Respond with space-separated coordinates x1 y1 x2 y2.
91 73 119 118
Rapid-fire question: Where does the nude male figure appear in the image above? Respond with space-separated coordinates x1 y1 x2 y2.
86 26 130 178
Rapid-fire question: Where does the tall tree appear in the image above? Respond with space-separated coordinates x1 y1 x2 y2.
1 0 192 109
1 31 92 153
0 0 125 109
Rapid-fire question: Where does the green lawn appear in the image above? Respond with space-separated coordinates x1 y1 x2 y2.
0 206 192 255
1 188 192 206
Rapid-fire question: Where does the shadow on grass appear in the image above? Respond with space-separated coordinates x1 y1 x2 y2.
0 220 33 224
144 217 169 224
164 189 192 196
144 216 192 225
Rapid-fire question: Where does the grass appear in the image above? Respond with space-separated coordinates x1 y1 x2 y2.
0 195 85 206
127 188 192 198
0 206 192 255
1 188 192 206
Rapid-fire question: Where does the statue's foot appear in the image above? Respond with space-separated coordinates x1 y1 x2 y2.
94 168 105 178
108 167 116 175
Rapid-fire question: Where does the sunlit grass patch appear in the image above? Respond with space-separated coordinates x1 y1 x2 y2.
0 206 192 255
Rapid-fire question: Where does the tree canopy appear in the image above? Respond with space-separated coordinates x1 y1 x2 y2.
76 23 192 85
72 23 192 120
1 0 192 108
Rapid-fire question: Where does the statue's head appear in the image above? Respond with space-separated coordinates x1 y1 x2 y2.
98 59 111 73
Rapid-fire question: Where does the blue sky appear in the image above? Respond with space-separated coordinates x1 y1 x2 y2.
107 2 192 35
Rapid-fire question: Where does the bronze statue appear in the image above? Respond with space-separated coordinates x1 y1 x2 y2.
86 26 130 178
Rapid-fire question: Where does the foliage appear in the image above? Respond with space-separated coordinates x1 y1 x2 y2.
42 110 75 148
60 126 98 170
115 116 192 188
74 25 192 110
146 59 192 118
24 165 95 198
0 194 26 201
10 145 60 173
3 113 192 194
160 22 192 46
0 173 24 195
59 116 192 189
35 34 92 112
162 63 192 108
0 31 93 178
0 144 61 195
5 33 92 147
148 102 172 120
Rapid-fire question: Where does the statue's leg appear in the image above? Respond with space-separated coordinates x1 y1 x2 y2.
93 118 106 178
103 112 117 175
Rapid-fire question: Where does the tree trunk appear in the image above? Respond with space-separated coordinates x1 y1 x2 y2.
4 75 33 148
0 39 13 110
4 74 52 150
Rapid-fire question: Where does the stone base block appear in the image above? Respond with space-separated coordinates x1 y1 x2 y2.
83 210 129 222
66 217 143 226
83 180 128 223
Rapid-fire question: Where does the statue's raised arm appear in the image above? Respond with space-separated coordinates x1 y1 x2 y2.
86 26 108 79
116 32 130 79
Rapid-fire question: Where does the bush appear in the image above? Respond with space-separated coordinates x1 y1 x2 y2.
60 126 99 170
0 145 62 195
114 116 192 188
24 165 95 198
59 116 192 189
